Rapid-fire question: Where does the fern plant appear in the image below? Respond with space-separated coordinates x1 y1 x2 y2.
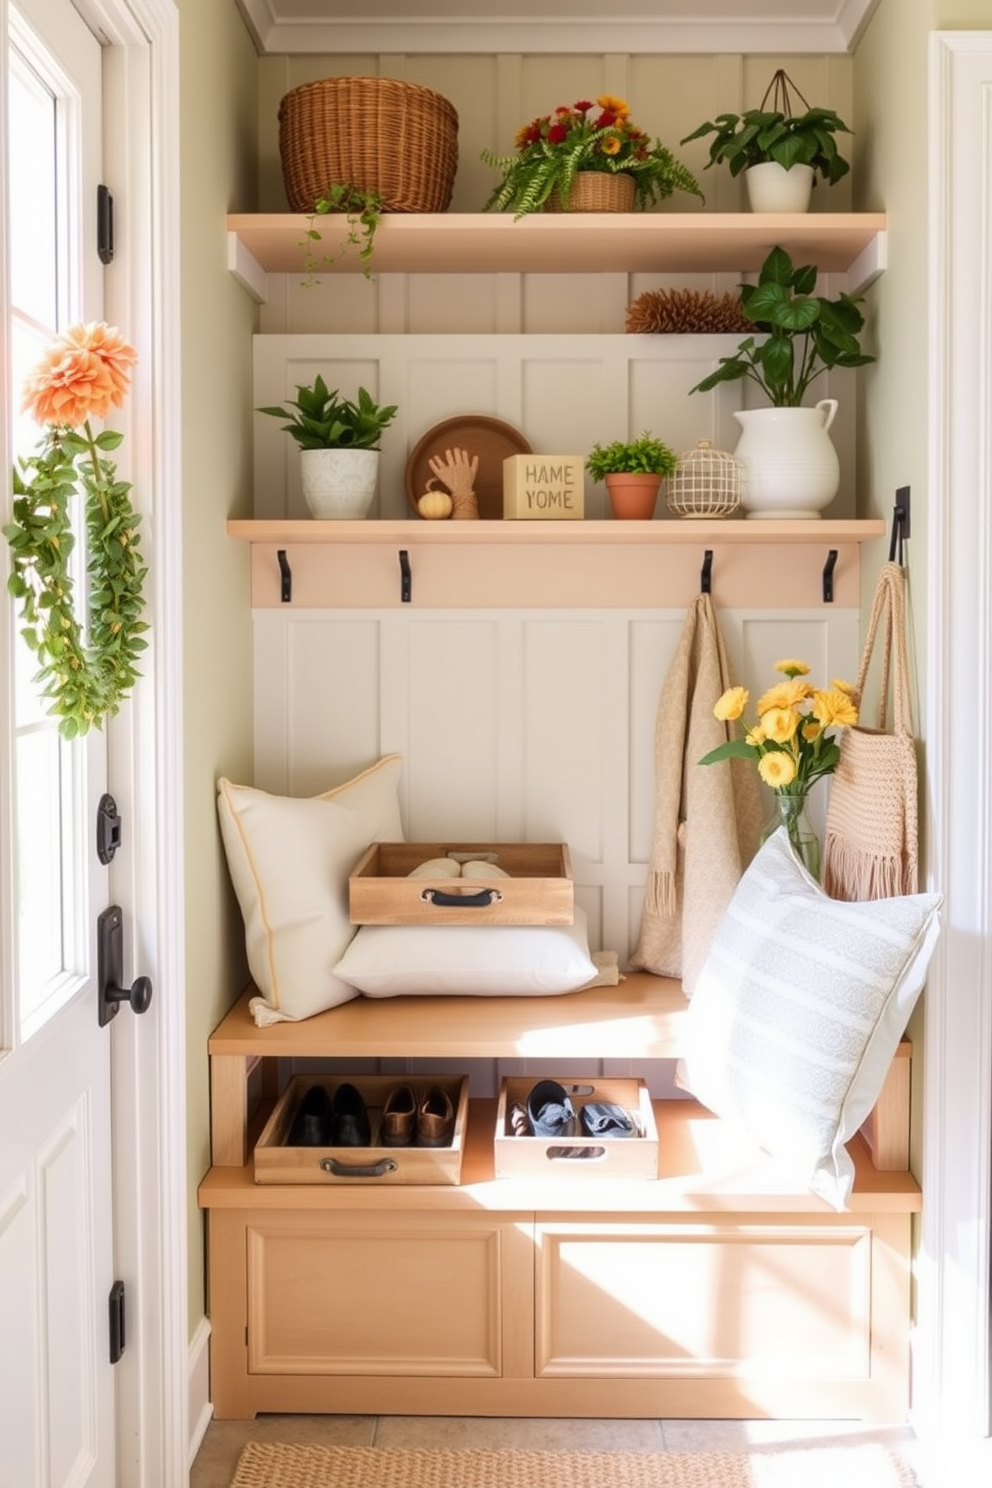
482 94 702 218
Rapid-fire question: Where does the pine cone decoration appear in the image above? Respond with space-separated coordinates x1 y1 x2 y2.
625 288 752 335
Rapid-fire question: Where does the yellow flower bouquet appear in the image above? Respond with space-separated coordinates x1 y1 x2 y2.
700 658 858 794
700 659 858 878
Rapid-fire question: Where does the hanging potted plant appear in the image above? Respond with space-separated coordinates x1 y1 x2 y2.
258 375 398 519
689 245 875 518
680 69 852 213
5 322 148 738
482 94 702 217
585 433 677 520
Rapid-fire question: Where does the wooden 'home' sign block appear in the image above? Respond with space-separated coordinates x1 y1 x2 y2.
503 454 585 519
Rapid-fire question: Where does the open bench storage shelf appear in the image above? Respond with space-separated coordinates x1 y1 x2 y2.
199 972 918 1422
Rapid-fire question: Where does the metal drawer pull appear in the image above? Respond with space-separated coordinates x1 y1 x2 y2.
320 1157 398 1177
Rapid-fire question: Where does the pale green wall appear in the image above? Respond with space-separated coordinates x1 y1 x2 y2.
179 0 258 1339
854 0 991 1182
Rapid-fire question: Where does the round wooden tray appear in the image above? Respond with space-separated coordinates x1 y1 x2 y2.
405 415 532 520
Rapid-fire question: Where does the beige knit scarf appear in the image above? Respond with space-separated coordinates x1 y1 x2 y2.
631 594 763 994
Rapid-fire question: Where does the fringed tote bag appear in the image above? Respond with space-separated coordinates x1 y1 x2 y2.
822 561 919 900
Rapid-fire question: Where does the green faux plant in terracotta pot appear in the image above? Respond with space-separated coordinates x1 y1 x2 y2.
258 374 398 519
586 433 677 520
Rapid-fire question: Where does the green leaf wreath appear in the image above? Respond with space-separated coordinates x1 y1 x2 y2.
5 322 148 738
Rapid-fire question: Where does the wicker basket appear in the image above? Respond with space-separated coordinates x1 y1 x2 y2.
546 172 636 213
666 439 743 518
278 76 459 214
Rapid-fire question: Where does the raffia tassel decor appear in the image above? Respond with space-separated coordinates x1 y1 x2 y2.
626 288 752 334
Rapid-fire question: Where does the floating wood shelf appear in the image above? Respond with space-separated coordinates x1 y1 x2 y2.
227 211 887 297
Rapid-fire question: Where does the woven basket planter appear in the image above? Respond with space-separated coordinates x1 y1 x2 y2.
546 172 636 213
278 76 459 214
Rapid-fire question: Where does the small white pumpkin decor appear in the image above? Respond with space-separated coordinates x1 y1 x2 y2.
418 482 453 520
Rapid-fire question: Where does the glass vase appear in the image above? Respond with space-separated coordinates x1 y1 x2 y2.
763 791 822 881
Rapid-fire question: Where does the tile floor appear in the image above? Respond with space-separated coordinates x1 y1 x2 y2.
189 1411 992 1488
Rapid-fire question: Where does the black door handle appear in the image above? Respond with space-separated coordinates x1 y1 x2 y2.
97 905 154 1027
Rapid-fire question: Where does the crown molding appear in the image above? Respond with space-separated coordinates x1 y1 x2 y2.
234 2 879 56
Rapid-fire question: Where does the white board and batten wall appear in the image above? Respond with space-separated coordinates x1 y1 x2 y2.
250 330 862 1096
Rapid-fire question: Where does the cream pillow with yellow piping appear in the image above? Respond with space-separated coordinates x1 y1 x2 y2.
216 755 404 1026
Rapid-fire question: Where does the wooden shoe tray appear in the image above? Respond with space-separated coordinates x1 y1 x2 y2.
254 1073 469 1185
494 1076 659 1180
348 841 574 925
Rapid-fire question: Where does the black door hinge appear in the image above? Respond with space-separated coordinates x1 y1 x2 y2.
109 1279 126 1364
97 184 114 265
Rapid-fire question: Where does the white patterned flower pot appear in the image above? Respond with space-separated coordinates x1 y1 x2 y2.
733 400 840 519
300 448 379 519
745 161 814 214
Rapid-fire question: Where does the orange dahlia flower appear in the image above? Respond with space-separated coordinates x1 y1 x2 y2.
21 321 137 429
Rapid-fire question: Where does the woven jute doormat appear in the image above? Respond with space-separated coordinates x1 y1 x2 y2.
229 1442 920 1488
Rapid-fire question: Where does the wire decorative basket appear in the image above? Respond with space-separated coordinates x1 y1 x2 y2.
278 77 459 214
666 439 743 518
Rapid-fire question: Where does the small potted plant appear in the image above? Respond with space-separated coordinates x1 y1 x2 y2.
689 245 874 517
258 374 398 519
680 69 851 213
482 94 702 217
586 433 677 520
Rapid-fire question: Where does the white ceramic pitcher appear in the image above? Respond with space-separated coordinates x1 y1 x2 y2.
733 399 840 519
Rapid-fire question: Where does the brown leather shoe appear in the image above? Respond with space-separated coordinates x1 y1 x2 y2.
380 1083 417 1146
417 1085 455 1148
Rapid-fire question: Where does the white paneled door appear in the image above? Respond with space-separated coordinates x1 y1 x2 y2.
1 3 117 1483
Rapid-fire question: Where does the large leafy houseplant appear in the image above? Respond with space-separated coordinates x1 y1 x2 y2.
482 94 702 217
689 245 875 407
681 69 851 188
5 322 148 738
258 374 397 449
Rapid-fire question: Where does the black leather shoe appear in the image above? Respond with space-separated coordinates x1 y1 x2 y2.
287 1084 332 1146
330 1082 372 1146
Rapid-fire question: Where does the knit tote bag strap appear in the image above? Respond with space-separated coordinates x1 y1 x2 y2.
854 561 914 735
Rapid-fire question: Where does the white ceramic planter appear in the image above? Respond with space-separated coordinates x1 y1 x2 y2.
733 400 840 519
300 448 379 519
745 161 814 214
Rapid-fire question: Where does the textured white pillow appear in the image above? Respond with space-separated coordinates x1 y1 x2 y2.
678 827 942 1209
333 906 598 998
217 755 404 1026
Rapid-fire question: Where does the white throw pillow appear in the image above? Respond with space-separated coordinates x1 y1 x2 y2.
333 906 598 998
217 755 404 1026
677 827 942 1209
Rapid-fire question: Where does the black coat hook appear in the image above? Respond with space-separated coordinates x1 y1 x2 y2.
277 549 292 603
399 549 411 603
700 549 713 595
822 549 838 603
889 486 911 566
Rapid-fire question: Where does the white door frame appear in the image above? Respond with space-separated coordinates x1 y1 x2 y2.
915 29 992 1444
57 0 186 1481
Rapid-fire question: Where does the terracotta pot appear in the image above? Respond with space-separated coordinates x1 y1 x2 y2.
605 473 661 520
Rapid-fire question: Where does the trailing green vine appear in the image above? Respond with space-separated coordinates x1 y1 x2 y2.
4 323 148 738
299 183 384 283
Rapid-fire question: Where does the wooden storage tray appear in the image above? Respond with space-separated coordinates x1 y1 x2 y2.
495 1076 659 1181
255 1074 469 1186
349 842 574 926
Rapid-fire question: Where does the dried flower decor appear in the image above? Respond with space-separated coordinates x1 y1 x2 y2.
5 322 147 737
626 288 753 335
